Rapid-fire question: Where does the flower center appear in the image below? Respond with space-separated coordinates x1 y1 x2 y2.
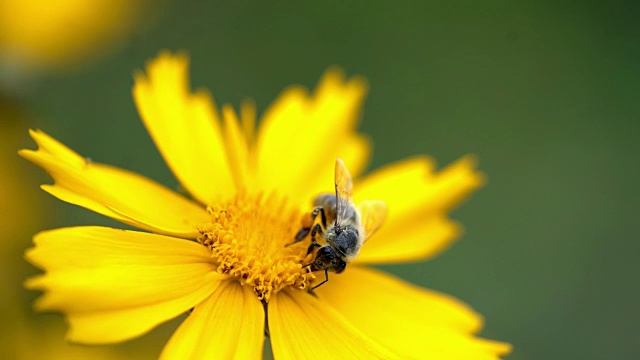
197 193 316 301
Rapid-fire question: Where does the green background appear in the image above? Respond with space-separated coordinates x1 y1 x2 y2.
9 1 640 359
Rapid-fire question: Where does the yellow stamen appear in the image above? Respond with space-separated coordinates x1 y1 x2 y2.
198 193 315 302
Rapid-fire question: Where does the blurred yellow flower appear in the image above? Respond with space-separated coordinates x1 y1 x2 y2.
6 311 123 360
0 111 40 245
0 0 144 73
0 109 136 360
21 52 511 359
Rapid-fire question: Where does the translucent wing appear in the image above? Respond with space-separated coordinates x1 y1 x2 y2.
334 158 354 223
357 200 387 242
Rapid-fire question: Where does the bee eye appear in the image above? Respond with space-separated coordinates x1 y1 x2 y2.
318 246 335 261
333 259 347 274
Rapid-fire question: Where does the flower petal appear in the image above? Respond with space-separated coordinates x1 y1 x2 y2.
314 267 511 359
355 155 484 264
316 266 482 332
300 133 371 202
221 104 251 191
269 289 400 359
25 226 222 344
255 68 371 201
160 281 264 360
356 155 485 221
19 129 209 238
356 215 461 264
133 51 236 205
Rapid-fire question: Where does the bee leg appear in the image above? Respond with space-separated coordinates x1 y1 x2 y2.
293 228 310 243
289 206 326 245
312 206 327 228
311 269 330 290
306 241 321 256
300 206 327 242
307 224 324 255
311 223 324 243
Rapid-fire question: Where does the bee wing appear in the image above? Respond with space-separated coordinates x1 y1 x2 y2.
334 158 354 222
357 200 387 242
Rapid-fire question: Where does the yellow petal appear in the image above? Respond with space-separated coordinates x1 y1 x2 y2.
269 289 400 359
355 156 436 210
160 281 264 360
428 154 486 211
19 129 208 238
25 226 223 343
255 68 371 200
316 266 482 331
354 155 484 264
133 51 235 205
221 104 251 191
314 267 511 359
357 215 461 264
356 155 484 217
300 133 371 203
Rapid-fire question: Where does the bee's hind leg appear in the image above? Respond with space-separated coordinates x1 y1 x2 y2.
293 228 310 243
312 206 327 228
288 206 326 245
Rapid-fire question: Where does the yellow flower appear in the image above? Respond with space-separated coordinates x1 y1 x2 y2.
22 51 511 359
0 112 42 245
0 0 143 72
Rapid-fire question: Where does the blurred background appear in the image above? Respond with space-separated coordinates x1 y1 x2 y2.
1 1 638 359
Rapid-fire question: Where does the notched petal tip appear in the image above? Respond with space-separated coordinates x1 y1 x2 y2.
147 50 190 72
132 70 149 88
149 52 189 85
23 247 40 270
24 276 56 313
23 275 43 291
21 128 209 237
319 66 369 95
355 152 484 264
432 154 486 211
24 228 61 269
133 49 236 205
17 148 34 160
27 128 48 140
269 85 310 109
20 227 221 344
484 340 513 357
21 128 86 168
455 154 487 186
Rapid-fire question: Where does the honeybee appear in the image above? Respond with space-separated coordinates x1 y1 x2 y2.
293 158 386 289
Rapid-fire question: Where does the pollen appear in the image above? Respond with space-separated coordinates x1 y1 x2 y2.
197 193 316 302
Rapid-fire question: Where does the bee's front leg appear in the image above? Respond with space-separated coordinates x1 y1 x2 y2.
311 269 330 290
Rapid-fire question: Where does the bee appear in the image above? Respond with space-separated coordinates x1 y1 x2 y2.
293 158 386 289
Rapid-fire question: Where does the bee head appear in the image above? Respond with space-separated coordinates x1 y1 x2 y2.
314 246 347 274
